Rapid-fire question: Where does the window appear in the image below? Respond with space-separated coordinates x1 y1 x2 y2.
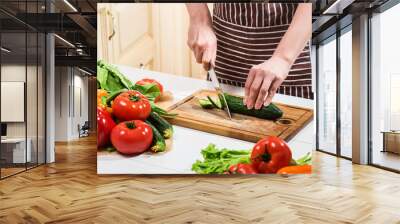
339 27 352 158
370 3 400 171
317 36 337 155
0 1 47 179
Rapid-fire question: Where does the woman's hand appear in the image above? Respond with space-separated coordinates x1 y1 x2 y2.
244 3 311 109
186 3 216 71
187 22 217 71
244 56 290 110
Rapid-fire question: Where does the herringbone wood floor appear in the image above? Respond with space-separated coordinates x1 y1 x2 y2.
0 135 400 224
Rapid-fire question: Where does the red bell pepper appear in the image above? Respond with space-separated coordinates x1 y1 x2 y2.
97 106 116 148
250 136 292 173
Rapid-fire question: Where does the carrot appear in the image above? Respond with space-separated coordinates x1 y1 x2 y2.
277 165 312 174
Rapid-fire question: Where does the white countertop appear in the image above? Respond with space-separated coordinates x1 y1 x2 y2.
97 65 315 174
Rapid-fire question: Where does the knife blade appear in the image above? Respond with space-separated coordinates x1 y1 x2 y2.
208 68 232 119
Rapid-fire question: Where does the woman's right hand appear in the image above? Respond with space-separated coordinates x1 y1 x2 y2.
187 21 217 71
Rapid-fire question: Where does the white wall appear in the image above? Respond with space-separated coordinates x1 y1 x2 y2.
54 67 89 141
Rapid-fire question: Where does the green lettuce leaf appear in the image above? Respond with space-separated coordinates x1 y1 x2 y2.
192 144 251 174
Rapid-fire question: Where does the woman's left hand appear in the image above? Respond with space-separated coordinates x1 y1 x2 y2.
244 56 291 110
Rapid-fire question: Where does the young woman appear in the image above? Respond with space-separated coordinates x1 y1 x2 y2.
186 3 312 110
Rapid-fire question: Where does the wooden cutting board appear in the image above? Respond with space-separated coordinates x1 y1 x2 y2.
165 89 313 142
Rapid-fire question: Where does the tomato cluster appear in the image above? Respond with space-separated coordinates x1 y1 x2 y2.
97 90 155 155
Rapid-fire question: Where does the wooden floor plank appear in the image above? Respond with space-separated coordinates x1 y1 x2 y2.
0 135 399 224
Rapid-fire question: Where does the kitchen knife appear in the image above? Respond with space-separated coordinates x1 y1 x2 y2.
208 68 232 119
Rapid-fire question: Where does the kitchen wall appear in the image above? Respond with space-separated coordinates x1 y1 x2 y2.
98 3 207 79
54 67 89 141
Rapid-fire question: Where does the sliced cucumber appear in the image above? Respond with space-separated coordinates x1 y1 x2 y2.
218 93 226 109
199 98 214 109
207 96 222 109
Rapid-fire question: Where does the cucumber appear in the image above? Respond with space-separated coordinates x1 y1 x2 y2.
199 98 214 109
223 93 283 120
207 96 222 109
148 112 173 138
145 121 166 153
218 93 226 108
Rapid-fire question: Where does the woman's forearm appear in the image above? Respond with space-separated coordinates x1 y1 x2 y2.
186 3 212 26
272 3 312 66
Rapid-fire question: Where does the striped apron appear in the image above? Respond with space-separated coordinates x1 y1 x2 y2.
212 3 313 99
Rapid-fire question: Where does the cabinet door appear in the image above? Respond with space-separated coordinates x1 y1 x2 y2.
108 4 155 69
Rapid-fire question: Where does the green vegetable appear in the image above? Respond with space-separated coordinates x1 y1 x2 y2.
207 96 222 109
97 60 178 118
218 93 226 108
199 99 214 109
224 93 283 120
145 121 166 153
148 112 173 139
97 60 134 92
294 152 312 165
151 103 177 118
192 144 251 174
104 146 116 152
132 83 161 101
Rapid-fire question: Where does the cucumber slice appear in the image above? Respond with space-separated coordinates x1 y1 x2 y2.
218 93 226 109
199 98 214 109
207 96 222 109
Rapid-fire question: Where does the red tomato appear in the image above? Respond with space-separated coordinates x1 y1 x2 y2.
135 78 163 102
229 163 258 174
110 120 153 155
112 90 151 121
250 136 292 173
97 106 116 148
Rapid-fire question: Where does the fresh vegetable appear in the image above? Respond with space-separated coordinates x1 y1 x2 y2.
97 60 176 119
218 93 226 108
199 98 214 109
136 79 164 102
224 93 283 120
106 89 128 106
97 106 116 148
277 165 312 174
147 112 173 138
110 120 153 155
97 89 108 106
293 152 312 165
207 96 222 109
97 60 134 92
112 90 151 121
145 120 166 153
150 103 177 118
229 163 258 174
191 144 251 174
250 136 292 173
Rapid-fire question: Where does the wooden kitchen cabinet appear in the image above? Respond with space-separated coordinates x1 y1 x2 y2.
98 4 155 70
97 3 207 79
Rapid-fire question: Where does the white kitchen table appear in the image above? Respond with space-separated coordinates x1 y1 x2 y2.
97 65 315 174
